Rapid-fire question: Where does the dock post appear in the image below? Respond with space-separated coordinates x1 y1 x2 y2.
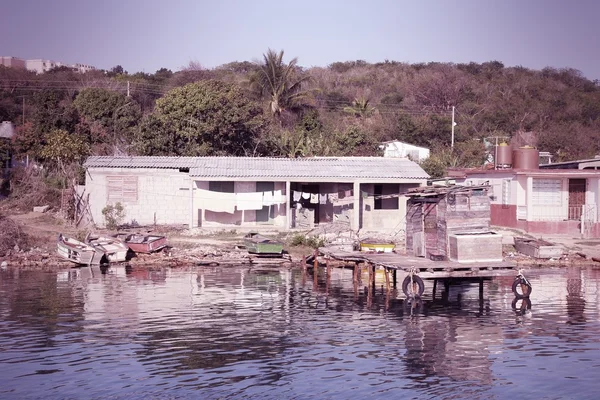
313 250 319 289
325 259 331 294
384 268 391 293
479 278 484 300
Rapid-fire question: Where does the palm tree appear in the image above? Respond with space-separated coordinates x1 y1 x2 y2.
250 49 312 116
343 98 375 118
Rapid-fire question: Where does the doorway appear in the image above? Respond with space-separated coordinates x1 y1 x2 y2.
568 179 586 220
256 181 275 224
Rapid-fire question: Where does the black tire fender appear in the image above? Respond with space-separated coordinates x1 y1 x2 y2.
512 277 532 299
402 274 425 298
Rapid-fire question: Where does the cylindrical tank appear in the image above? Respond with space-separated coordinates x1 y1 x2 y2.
495 143 512 168
513 146 539 170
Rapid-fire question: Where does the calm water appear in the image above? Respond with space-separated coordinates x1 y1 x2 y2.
1 264 600 399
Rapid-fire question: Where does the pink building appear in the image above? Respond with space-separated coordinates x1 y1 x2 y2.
449 151 600 238
0 56 26 69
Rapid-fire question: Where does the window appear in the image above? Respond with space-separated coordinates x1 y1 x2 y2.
209 181 234 193
107 175 138 203
532 179 561 206
374 184 399 210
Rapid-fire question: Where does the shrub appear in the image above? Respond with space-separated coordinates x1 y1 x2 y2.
288 233 326 248
101 202 125 230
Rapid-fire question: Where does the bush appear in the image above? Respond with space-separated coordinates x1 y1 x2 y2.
288 233 326 248
101 202 125 230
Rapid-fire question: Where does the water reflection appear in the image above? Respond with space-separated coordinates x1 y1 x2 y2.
1 265 600 399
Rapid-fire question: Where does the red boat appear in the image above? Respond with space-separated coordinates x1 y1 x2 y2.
114 233 168 254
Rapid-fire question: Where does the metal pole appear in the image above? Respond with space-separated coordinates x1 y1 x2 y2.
451 106 455 149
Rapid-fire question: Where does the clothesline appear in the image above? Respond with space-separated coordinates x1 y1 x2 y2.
198 189 284 213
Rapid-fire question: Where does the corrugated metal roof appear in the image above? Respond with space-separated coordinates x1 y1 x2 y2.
84 156 429 180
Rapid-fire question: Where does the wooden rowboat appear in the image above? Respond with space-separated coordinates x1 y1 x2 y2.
57 234 105 265
243 232 284 256
113 233 168 254
359 238 396 253
85 233 129 262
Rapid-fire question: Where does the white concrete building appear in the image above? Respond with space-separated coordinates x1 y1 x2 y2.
380 141 430 162
82 156 429 232
25 59 64 74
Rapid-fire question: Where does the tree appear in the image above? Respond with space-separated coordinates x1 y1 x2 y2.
73 88 141 153
133 80 267 156
39 129 89 172
250 49 312 116
343 98 375 118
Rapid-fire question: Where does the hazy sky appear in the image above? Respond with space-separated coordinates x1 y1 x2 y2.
2 0 599 79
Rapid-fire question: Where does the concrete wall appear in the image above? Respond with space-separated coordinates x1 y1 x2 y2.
86 168 192 228
361 183 421 232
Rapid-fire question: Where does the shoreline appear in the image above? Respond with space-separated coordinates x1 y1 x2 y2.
3 210 600 271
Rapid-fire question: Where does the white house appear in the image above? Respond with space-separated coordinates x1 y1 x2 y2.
380 141 430 162
82 156 429 232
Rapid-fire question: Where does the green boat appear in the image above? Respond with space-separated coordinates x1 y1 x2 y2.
244 232 284 256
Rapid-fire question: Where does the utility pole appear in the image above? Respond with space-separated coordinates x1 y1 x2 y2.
451 106 456 148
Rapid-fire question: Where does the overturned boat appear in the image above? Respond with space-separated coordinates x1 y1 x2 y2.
57 234 105 266
113 233 168 254
85 233 129 262
243 232 284 256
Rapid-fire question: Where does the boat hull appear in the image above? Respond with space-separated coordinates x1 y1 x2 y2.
57 234 105 265
114 234 167 254
85 234 129 262
359 242 395 253
244 233 284 255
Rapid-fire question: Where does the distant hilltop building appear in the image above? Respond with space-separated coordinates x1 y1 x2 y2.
380 140 430 162
1 56 96 74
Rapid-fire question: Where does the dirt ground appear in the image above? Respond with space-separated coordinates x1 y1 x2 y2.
3 207 600 270
0 208 314 268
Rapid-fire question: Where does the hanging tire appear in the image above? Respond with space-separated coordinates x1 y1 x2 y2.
402 275 425 298
512 277 532 299
511 296 532 313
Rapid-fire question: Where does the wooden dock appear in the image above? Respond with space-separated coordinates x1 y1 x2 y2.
313 247 520 298
317 247 517 279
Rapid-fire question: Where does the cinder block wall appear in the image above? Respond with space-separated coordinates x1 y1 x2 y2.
86 168 191 228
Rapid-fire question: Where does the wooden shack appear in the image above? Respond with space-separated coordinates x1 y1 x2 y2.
406 184 502 262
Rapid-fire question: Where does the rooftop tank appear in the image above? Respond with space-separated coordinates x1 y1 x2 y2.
495 143 512 168
513 146 539 170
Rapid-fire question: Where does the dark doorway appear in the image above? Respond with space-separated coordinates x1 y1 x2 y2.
301 184 320 224
568 179 586 220
256 181 275 224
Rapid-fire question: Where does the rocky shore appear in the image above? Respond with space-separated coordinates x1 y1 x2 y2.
2 210 600 271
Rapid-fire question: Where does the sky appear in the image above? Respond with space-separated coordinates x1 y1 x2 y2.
1 0 599 80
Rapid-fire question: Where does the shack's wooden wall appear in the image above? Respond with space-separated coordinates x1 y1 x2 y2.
406 189 492 258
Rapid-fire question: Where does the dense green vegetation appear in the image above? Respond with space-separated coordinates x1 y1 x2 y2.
1 51 599 185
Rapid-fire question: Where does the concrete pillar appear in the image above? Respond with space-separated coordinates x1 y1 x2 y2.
353 181 361 230
189 179 194 230
285 180 291 229
526 176 533 221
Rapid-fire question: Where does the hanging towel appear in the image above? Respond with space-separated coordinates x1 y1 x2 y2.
202 190 236 213
328 192 338 202
310 193 318 204
293 190 302 202
273 189 283 204
263 190 274 206
319 194 327 204
302 192 310 200
236 192 264 211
